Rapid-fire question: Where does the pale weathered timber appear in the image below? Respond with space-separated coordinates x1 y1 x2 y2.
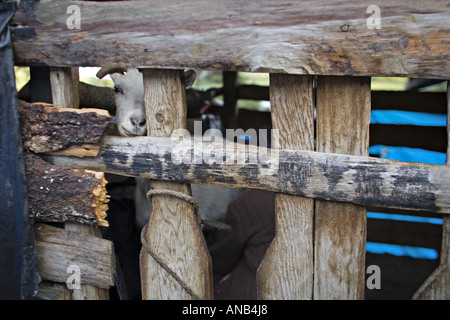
139 69 213 300
257 74 314 299
49 67 80 108
34 223 115 289
24 153 109 227
46 135 450 215
19 100 112 157
314 76 371 300
35 281 73 300
413 82 450 300
11 0 450 79
50 66 110 300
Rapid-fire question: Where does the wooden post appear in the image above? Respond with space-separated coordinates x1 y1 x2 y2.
314 76 371 299
413 81 450 300
49 67 80 108
139 69 213 300
257 74 314 299
49 66 109 300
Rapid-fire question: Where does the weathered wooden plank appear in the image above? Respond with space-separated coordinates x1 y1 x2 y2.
314 76 371 299
46 135 450 215
34 223 115 289
11 0 450 79
139 69 213 300
257 74 314 299
413 81 450 300
50 67 79 108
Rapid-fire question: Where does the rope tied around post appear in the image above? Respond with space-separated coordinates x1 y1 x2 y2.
145 188 232 231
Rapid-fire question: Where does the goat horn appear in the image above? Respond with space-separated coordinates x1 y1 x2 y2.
96 67 128 79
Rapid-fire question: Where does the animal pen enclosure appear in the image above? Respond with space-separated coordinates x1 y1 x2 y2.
1 0 450 300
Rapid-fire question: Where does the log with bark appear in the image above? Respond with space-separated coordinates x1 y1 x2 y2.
24 153 109 227
19 100 113 157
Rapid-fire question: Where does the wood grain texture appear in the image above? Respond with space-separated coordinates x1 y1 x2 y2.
34 223 115 289
139 69 213 300
314 76 371 299
257 74 314 299
50 67 79 108
412 81 450 300
46 135 450 215
11 0 450 79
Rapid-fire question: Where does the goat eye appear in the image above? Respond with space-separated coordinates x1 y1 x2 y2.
114 86 124 94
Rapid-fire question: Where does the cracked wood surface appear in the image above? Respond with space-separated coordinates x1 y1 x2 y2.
11 0 450 79
46 135 450 215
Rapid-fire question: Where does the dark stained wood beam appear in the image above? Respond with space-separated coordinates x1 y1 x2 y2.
45 135 450 215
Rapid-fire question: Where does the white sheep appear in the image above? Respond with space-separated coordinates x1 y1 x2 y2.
96 67 243 228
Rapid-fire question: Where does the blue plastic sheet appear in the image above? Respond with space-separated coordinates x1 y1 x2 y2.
371 110 447 127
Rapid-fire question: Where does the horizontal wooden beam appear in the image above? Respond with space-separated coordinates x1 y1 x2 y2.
46 135 450 214
11 0 450 79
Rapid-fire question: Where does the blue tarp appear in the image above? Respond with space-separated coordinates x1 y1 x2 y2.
371 110 447 127
367 108 446 260
369 145 446 165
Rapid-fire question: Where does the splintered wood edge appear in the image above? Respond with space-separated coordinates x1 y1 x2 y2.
84 170 110 227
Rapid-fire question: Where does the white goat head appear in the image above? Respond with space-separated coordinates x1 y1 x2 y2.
97 67 146 137
96 67 196 137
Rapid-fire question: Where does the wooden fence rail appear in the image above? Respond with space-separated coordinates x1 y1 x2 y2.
46 135 450 215
11 0 450 79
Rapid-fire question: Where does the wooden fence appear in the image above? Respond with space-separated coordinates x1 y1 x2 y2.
10 0 450 299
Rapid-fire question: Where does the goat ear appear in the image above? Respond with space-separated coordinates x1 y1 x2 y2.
184 69 197 88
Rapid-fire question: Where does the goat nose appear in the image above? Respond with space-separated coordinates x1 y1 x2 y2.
131 117 146 127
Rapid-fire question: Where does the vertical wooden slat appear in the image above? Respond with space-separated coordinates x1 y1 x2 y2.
413 81 450 300
314 76 371 300
49 67 80 108
257 74 314 299
139 69 213 300
50 66 109 300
